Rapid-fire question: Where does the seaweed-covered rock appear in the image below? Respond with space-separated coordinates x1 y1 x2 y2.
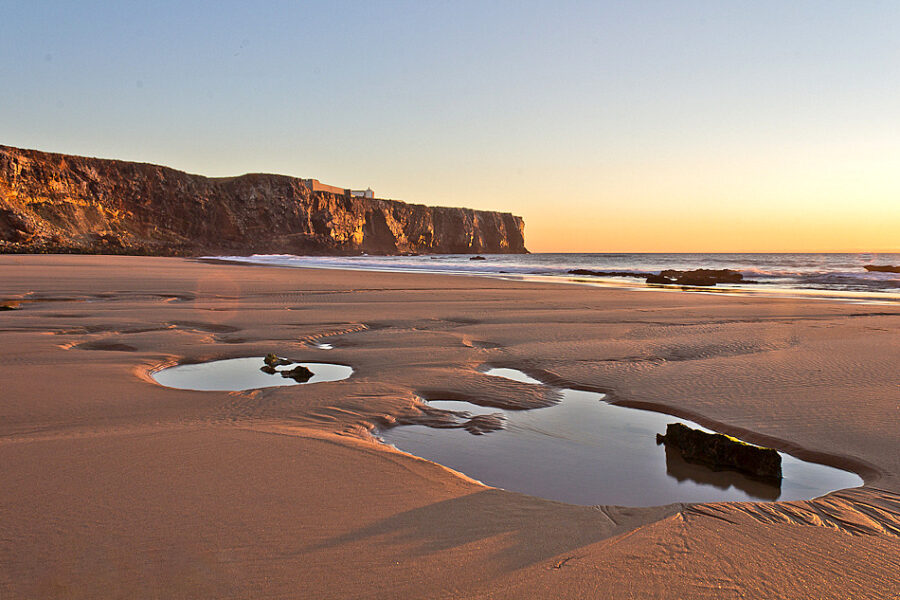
280 365 314 382
656 423 781 479
264 353 291 367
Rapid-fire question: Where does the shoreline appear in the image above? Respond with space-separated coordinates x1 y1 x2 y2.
198 255 900 306
2 255 899 598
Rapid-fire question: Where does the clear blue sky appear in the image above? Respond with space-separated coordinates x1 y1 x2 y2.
3 1 899 251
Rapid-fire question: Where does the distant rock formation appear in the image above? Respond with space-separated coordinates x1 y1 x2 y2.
864 265 900 273
657 423 782 479
0 145 527 256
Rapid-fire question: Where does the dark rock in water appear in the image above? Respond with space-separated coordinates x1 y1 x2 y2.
260 365 278 375
462 413 505 435
0 304 17 311
280 365 314 382
865 264 900 273
470 255 487 260
646 269 745 287
656 423 781 479
663 269 743 285
264 353 291 367
645 274 672 284
568 269 646 278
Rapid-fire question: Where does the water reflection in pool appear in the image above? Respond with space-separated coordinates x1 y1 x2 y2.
151 357 352 391
378 368 862 507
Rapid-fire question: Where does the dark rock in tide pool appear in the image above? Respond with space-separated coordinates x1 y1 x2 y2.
470 255 487 260
656 422 782 479
280 365 314 382
260 365 278 375
264 353 291 367
864 264 900 273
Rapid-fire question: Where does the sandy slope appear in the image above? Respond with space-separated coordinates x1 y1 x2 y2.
0 255 898 599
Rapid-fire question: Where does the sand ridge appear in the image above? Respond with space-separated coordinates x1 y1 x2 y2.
1 255 898 598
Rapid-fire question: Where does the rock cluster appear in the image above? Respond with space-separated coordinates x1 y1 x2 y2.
656 422 782 479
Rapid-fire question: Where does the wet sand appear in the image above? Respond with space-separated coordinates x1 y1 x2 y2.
1 255 898 599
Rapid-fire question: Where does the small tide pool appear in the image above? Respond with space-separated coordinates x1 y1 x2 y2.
378 368 863 507
151 357 352 391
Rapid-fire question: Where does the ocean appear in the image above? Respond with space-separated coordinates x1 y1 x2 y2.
208 253 900 303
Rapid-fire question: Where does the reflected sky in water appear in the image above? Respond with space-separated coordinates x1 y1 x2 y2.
152 357 352 391
379 368 862 507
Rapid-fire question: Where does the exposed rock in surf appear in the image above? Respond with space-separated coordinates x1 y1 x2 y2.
646 274 672 284
864 264 900 273
646 269 745 287
280 365 314 382
656 422 782 479
568 269 646 278
260 365 278 375
470 255 487 260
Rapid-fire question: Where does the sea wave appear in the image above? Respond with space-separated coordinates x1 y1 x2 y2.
207 253 900 302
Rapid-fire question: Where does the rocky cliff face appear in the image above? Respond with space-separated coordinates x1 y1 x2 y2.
0 145 526 255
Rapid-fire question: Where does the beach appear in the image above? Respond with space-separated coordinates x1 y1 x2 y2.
1 254 899 598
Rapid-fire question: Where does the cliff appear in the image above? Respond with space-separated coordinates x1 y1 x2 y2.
0 145 526 256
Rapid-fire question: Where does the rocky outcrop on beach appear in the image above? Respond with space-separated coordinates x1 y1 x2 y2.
0 145 526 255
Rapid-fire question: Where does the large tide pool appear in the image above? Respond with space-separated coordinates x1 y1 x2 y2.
378 368 863 507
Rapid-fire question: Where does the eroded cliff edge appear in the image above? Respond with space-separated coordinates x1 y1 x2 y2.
0 145 526 255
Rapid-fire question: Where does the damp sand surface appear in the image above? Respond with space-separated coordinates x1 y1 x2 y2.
2 255 899 600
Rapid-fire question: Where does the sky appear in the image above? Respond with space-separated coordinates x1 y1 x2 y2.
2 1 898 252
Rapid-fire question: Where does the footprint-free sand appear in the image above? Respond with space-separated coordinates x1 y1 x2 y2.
1 255 898 599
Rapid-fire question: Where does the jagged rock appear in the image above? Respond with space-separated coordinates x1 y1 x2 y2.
0 145 527 256
470 255 487 260
865 265 900 273
656 422 782 479
280 365 314 382
260 365 278 375
264 353 292 367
